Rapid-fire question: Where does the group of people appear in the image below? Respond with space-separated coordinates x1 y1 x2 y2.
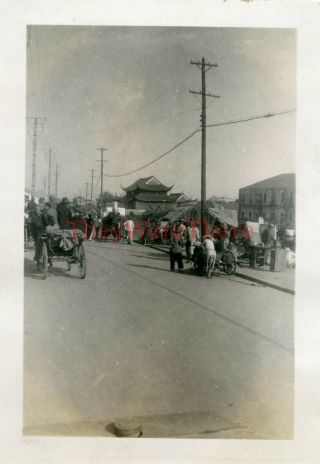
168 219 230 273
25 195 82 268
24 195 138 268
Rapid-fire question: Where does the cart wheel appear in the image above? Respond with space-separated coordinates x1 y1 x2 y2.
78 243 86 279
40 242 48 280
222 250 237 275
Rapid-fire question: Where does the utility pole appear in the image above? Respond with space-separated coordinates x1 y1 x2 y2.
96 148 108 208
48 149 52 196
190 57 220 240
32 117 38 197
43 177 46 195
27 117 46 198
55 164 58 198
85 182 89 210
89 169 96 204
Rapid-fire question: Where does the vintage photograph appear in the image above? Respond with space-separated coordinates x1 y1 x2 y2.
24 26 296 439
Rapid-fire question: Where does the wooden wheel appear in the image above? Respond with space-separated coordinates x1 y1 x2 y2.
78 243 86 279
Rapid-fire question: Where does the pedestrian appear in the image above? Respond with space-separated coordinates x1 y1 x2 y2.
184 222 194 260
203 234 216 272
143 220 150 245
169 224 184 272
30 204 46 270
57 197 72 229
124 216 134 244
86 211 94 240
178 219 186 235
46 194 59 225
94 215 102 241
38 197 46 212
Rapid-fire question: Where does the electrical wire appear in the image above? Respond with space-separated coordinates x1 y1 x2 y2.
206 109 295 128
104 129 200 178
103 109 296 178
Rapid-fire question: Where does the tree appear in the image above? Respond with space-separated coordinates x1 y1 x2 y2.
97 191 115 209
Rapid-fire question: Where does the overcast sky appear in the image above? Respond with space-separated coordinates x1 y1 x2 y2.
26 26 296 200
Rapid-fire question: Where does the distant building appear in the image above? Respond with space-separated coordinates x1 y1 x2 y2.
238 173 295 227
122 176 188 210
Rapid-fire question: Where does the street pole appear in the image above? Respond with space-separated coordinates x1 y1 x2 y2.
31 117 38 197
89 169 95 204
201 57 206 240
190 57 219 240
96 148 108 212
48 149 52 196
27 117 46 198
55 164 58 198
85 182 89 211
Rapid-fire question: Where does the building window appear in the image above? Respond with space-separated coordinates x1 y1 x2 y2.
281 191 285 203
241 211 245 219
249 211 252 220
264 192 267 203
249 194 252 205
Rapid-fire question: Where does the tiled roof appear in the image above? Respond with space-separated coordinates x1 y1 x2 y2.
122 176 173 192
133 192 177 203
240 173 295 190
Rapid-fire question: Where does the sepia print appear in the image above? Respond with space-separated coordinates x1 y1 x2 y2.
24 26 296 439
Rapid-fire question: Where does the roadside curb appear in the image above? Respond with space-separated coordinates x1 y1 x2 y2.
234 271 295 295
138 241 295 296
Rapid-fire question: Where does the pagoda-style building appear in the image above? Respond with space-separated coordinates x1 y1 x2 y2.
122 176 185 210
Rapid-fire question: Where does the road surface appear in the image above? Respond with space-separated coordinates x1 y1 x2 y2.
24 240 294 438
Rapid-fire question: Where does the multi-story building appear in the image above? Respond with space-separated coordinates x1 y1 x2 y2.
238 173 295 228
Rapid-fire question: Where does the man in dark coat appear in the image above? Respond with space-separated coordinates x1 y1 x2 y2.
30 205 46 268
169 224 184 272
57 197 72 229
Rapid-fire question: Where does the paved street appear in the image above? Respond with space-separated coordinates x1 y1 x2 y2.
24 240 294 439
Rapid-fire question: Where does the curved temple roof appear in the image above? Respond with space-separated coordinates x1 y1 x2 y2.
133 192 177 203
122 176 173 193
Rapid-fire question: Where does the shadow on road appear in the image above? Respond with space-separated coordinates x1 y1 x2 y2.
24 257 44 280
127 263 170 272
24 257 80 280
130 253 169 262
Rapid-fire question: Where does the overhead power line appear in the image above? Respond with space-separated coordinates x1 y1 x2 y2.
206 109 295 128
104 108 296 178
104 129 200 178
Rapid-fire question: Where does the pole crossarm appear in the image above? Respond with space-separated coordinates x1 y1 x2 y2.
189 89 220 98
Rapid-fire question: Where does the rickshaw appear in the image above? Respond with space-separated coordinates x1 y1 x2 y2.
192 240 237 277
38 229 86 280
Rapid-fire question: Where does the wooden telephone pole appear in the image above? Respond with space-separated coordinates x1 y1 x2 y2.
190 57 220 239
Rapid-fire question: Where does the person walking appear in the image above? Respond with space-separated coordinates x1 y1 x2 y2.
30 204 46 270
124 216 135 244
184 222 194 260
169 224 184 272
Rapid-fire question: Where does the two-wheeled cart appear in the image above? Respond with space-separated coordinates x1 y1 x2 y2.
192 241 237 277
38 229 86 280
